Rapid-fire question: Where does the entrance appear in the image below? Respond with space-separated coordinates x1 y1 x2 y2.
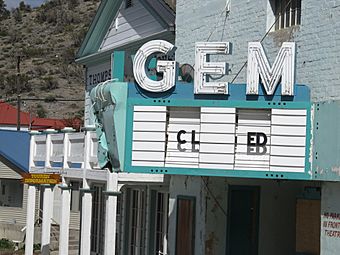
226 186 260 255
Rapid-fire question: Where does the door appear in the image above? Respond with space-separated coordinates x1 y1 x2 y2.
227 186 260 255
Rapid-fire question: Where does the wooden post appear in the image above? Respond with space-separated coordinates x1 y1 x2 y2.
17 95 21 131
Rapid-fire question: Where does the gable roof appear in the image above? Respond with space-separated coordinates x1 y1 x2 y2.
76 0 175 64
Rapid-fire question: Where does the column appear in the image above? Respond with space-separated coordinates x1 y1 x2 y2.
25 185 36 255
104 172 119 255
59 184 71 255
80 179 93 255
41 185 54 255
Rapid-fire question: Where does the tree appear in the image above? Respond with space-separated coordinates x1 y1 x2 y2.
0 0 10 20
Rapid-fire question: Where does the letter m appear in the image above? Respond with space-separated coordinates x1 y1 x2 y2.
247 42 296 96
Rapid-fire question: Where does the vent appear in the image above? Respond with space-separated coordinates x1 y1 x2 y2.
125 0 133 8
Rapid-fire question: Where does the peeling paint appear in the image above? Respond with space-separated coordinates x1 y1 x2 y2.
205 232 219 255
331 167 340 176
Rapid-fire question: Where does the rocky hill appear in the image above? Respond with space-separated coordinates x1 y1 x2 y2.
0 0 100 120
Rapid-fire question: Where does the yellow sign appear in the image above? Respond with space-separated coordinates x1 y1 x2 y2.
21 173 62 185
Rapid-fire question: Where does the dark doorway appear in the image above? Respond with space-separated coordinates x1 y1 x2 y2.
227 186 260 255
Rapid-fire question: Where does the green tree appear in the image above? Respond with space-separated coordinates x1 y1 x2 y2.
0 0 10 20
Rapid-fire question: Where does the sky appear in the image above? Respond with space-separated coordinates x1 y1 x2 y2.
5 0 46 9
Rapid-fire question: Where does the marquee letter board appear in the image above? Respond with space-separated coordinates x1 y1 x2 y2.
124 83 311 180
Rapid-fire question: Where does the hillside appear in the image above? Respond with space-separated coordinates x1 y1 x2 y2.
0 0 100 120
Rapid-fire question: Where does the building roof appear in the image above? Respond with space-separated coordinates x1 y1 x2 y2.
0 130 30 173
0 101 68 130
75 0 175 63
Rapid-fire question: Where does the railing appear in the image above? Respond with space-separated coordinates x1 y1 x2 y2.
29 129 99 171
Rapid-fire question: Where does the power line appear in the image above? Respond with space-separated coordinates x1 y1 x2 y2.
201 176 228 217
21 98 84 102
231 0 293 83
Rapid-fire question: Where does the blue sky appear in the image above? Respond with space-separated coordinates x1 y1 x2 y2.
5 0 46 9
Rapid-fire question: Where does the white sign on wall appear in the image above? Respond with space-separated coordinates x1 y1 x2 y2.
85 62 112 126
131 106 307 172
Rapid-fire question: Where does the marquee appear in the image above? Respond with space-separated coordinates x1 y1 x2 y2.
94 40 311 179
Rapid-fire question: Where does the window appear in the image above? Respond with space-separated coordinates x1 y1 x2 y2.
125 0 133 9
0 179 23 208
273 0 301 30
175 196 195 255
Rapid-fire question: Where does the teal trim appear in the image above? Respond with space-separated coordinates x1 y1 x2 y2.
312 101 340 181
128 98 310 109
124 96 313 180
112 51 125 81
110 82 129 171
76 0 123 59
90 81 128 171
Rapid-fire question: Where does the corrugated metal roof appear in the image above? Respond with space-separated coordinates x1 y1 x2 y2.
0 101 68 130
0 130 30 173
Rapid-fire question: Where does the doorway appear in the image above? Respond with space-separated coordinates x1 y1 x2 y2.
226 186 260 255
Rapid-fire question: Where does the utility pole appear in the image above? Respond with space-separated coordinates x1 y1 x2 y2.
17 95 21 131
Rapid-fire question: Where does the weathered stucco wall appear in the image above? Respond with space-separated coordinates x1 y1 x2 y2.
321 182 340 255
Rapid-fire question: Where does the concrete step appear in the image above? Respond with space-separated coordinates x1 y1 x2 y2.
51 249 79 255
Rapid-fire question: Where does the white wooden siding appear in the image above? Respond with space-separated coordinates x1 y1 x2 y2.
165 107 200 168
234 109 271 171
270 109 307 172
199 107 235 169
0 162 21 179
99 0 165 52
0 164 27 226
132 106 167 167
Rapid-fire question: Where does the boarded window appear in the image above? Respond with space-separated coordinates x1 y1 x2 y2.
176 197 195 255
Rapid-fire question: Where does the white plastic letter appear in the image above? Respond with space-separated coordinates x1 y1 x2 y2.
195 42 231 94
247 42 296 96
133 40 177 93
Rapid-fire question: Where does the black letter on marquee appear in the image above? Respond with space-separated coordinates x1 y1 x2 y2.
247 132 268 155
191 130 200 152
177 130 187 152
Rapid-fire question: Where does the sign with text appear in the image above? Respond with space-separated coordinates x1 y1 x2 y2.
129 105 307 173
21 173 62 185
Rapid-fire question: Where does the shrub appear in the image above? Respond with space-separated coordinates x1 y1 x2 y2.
44 95 56 102
0 238 15 250
12 8 22 23
22 47 45 58
36 104 47 118
42 76 59 90
4 74 31 94
0 30 8 37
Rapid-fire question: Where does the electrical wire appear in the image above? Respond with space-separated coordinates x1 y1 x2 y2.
201 176 228 217
230 0 293 83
